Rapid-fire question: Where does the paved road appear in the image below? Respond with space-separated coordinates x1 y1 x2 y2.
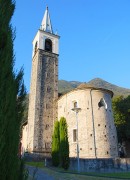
27 166 55 180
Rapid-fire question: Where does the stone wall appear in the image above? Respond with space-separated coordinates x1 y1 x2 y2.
69 158 130 172
24 153 130 172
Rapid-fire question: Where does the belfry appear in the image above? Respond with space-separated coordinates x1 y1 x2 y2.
27 7 60 156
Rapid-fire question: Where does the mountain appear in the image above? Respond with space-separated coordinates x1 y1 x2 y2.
88 78 130 97
58 78 130 97
58 80 81 94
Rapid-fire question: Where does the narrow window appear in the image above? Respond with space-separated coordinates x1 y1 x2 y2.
34 41 38 54
46 104 48 109
73 129 77 142
47 87 51 93
87 100 89 109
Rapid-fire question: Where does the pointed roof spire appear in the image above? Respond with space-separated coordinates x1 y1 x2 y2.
41 6 53 33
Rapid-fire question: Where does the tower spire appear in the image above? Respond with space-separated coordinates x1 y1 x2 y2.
41 6 53 33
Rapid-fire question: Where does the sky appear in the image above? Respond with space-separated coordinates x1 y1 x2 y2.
12 0 130 92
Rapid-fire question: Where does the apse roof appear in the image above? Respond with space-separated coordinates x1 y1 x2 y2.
77 83 97 89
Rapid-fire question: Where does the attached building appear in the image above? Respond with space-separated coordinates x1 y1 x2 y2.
58 84 118 158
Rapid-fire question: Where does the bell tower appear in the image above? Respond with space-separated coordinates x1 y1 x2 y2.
27 7 60 156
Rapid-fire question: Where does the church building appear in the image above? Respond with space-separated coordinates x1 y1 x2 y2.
22 7 118 159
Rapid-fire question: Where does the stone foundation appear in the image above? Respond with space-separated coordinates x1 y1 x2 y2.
69 158 130 172
24 153 130 172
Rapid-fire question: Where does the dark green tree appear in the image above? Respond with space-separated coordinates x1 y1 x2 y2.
112 95 130 141
52 120 60 166
60 117 69 170
0 0 26 179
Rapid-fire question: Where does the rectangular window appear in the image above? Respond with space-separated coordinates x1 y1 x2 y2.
73 129 77 142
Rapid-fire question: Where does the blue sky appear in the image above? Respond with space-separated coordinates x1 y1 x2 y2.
12 0 130 92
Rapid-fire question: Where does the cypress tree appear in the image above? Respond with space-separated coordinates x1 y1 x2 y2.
52 120 60 166
60 117 69 170
0 0 26 179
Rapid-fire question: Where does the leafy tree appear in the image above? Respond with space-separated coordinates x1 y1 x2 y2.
0 0 26 179
112 95 130 141
60 117 69 170
52 120 60 166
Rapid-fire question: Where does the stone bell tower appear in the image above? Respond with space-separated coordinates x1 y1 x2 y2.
27 7 60 156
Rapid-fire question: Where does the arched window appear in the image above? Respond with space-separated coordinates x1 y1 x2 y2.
45 39 52 52
74 101 78 108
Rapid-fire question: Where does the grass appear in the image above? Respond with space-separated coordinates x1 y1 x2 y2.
91 172 130 179
26 161 44 168
26 161 130 180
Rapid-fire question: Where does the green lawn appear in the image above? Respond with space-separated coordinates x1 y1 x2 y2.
26 162 130 180
91 172 130 179
26 161 44 168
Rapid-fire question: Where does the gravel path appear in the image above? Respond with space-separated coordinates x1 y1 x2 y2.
27 166 55 180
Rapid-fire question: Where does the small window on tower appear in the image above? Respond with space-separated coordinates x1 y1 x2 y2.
46 104 49 109
47 86 51 93
34 41 38 54
45 39 52 52
45 124 49 130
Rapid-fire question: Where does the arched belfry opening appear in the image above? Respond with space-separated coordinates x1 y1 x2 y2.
45 39 52 52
